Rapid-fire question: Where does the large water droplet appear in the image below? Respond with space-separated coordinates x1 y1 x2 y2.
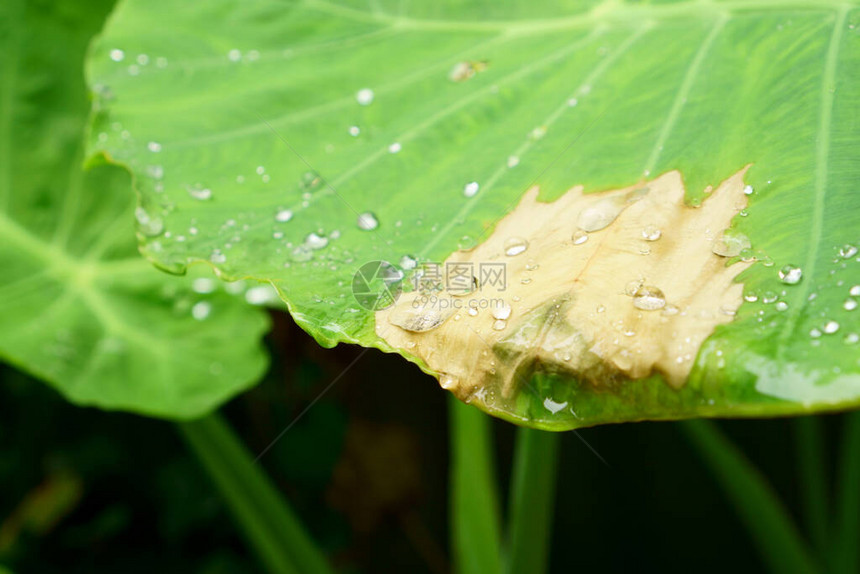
632 285 666 310
504 237 529 256
712 229 751 257
357 212 379 231
389 305 455 332
778 264 803 285
439 373 459 389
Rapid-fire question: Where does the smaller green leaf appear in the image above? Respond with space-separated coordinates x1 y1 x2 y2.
450 397 503 574
179 413 334 574
0 0 269 418
681 420 819 574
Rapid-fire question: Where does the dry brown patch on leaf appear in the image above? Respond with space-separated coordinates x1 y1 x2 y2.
376 169 752 401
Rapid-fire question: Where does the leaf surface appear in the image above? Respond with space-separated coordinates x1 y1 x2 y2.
86 0 860 427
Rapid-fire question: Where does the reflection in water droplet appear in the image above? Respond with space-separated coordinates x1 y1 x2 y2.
357 212 379 231
642 225 662 241
356 88 374 105
572 230 589 245
823 320 840 334
845 299 858 311
632 285 666 310
504 237 529 256
743 184 754 195
712 229 751 257
778 264 803 285
744 293 759 302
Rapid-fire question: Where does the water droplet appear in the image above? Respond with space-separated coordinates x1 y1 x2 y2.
642 224 662 241
348 125 360 136
191 301 211 321
743 184 754 195
134 206 164 236
136 54 149 66
839 244 858 259
632 285 666 310
227 49 242 62
845 298 858 311
245 285 279 305
775 301 789 311
492 319 507 331
109 49 125 62
577 191 644 232
305 232 328 249
388 142 401 154
192 278 217 294
467 307 478 317
567 97 578 107
543 398 568 414
661 303 680 316
147 141 162 153
851 285 860 297
210 249 227 264
504 237 529 256
529 126 547 140
572 229 589 245
463 181 480 197
291 245 312 262
507 155 520 168
187 184 212 201
762 291 778 304
712 229 751 257
356 88 374 105
778 264 803 285
809 328 822 338
492 304 512 320
744 293 759 302
357 212 379 231
439 373 459 389
625 279 643 296
596 304 606 313
823 320 840 334
389 305 454 332
845 333 859 344
275 209 293 222
400 255 417 270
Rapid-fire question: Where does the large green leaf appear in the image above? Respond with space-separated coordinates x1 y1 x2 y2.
86 0 859 428
0 0 270 418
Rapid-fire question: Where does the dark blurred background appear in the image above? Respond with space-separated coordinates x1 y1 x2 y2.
0 307 841 573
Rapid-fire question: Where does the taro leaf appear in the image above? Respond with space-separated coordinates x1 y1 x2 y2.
86 0 859 429
0 0 269 419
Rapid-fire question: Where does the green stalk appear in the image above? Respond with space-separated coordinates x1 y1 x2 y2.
680 420 819 574
504 427 560 574
832 412 860 573
449 396 503 574
794 416 829 556
178 413 333 574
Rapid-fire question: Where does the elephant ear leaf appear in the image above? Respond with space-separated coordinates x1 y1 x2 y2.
0 0 269 419
86 0 860 428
